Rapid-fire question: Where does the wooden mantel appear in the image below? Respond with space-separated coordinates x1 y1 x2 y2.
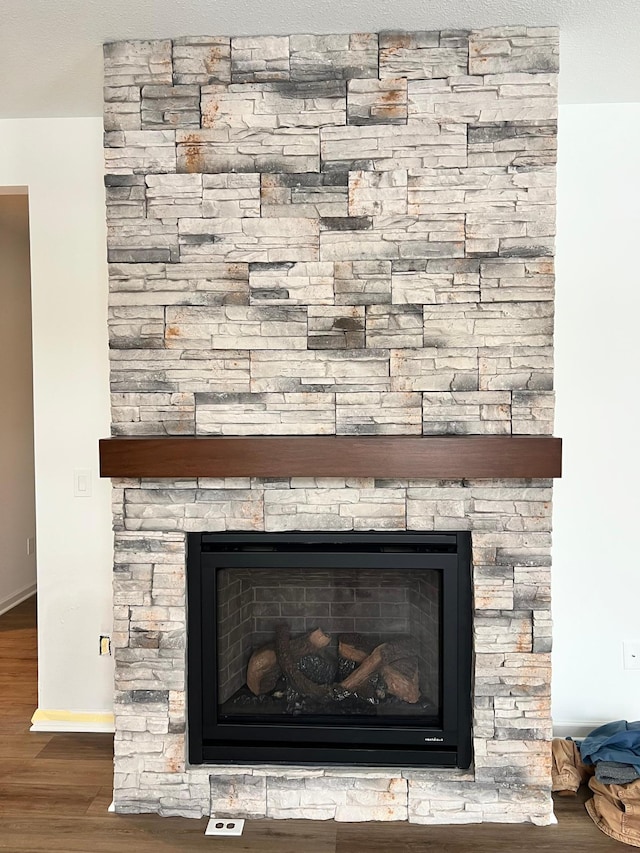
99 436 562 480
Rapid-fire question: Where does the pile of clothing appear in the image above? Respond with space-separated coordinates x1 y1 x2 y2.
552 720 640 847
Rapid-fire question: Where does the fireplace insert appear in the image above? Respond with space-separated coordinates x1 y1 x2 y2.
187 532 472 768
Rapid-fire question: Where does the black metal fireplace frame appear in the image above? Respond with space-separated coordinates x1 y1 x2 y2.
187 531 472 768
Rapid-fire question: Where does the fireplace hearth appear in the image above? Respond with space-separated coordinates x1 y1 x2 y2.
187 532 472 767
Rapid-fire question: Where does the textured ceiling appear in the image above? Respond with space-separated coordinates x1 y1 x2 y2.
1 0 639 118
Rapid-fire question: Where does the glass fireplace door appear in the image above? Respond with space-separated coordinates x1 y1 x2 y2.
214 564 442 725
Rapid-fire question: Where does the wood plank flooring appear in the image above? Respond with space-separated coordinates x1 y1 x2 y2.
0 597 621 852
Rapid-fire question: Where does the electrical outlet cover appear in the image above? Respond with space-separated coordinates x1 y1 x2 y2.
205 818 245 837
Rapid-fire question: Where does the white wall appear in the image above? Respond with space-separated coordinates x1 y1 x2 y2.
0 118 114 718
553 102 640 730
0 193 37 613
1 107 638 729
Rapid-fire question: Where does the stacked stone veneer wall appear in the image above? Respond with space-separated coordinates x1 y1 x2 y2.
105 27 557 824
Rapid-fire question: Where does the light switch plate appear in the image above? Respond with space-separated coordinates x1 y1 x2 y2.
73 468 92 497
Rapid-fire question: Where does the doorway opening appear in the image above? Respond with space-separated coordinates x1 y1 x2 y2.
0 188 37 617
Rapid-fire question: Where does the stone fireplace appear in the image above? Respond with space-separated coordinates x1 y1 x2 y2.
103 26 559 824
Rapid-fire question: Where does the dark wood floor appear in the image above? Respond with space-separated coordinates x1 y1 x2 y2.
0 597 621 852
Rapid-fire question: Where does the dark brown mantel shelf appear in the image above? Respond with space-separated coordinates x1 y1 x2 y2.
99 436 562 480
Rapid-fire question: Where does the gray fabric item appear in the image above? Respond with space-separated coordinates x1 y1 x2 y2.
595 760 640 785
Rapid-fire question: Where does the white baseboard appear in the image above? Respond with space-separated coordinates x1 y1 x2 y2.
553 721 607 739
30 708 115 733
0 583 37 617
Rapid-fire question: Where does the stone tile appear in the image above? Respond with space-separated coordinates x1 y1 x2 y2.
321 121 467 172
104 86 142 131
336 777 408 821
107 218 178 264
264 486 406 532
145 173 203 219
466 201 555 256
321 214 464 262
106 175 146 219
202 81 346 131
308 306 365 349
467 122 557 168
210 773 267 819
203 173 261 218
474 565 514 610
366 304 424 348
110 349 251 394
469 27 559 76
391 257 478 305
231 36 290 83
406 485 471 532
164 305 308 350
472 530 552 569
422 390 511 435
479 258 554 303
176 127 319 175
336 391 422 434
478 344 553 392
469 486 552 535
109 260 249 307
391 348 479 392
423 302 554 349
475 737 552 786
334 260 392 305
250 349 391 393
347 78 408 125
514 566 551 609
177 216 319 263
261 172 349 218
123 488 264 532
511 390 555 434
407 166 554 218
112 391 195 436
172 36 231 84
290 33 378 82
533 610 553 653
407 73 557 125
348 169 408 217
379 30 468 80
104 40 173 87
195 391 335 435
474 613 532 653
104 130 177 175
141 85 200 128
319 216 373 233
249 261 334 305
